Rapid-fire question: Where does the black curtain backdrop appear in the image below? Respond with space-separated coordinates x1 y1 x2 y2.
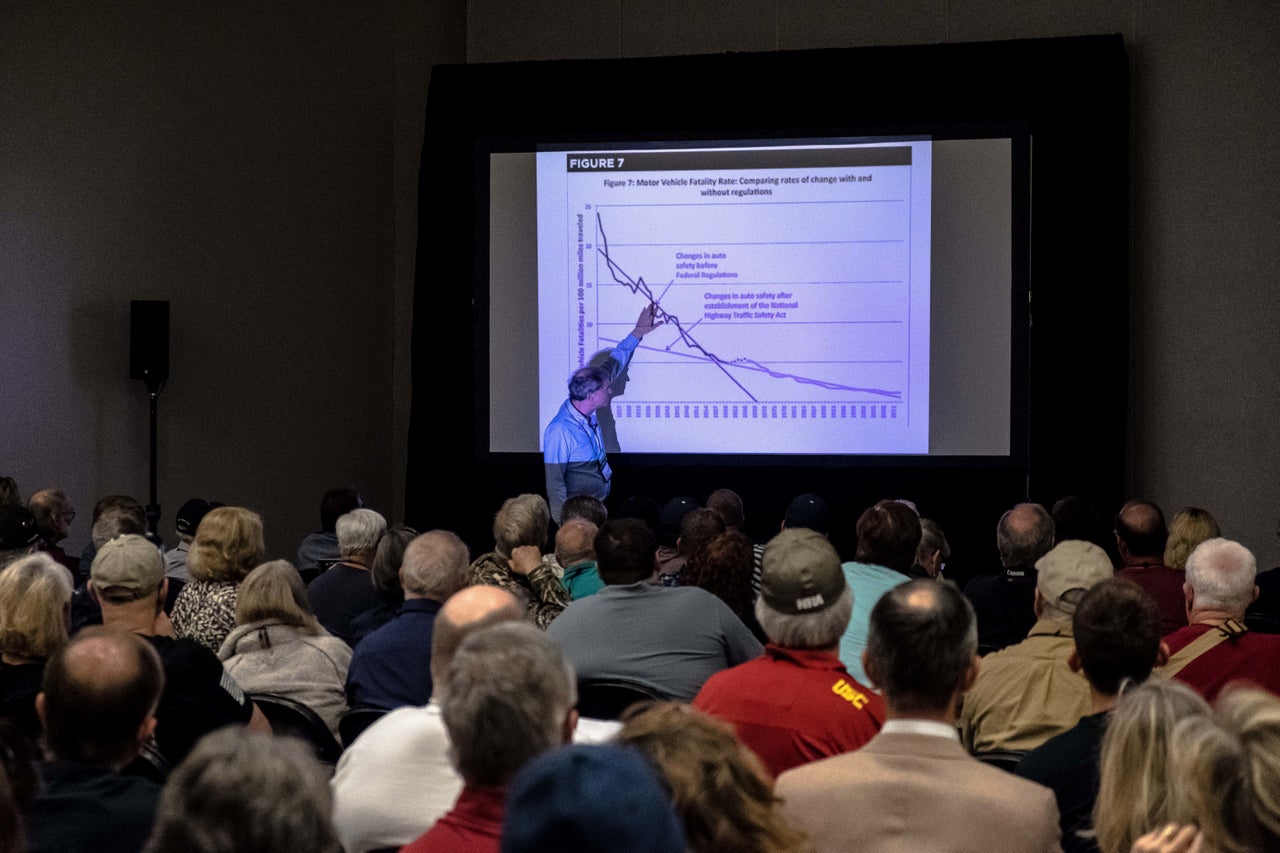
407 34 1128 584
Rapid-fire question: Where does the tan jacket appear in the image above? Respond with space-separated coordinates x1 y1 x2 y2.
777 730 1063 853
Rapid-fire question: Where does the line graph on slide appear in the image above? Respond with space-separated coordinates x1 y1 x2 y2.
540 143 931 454
594 211 904 404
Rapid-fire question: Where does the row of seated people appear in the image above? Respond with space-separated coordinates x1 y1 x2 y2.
1 478 1280 852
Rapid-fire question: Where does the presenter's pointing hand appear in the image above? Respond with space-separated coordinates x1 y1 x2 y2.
631 303 663 339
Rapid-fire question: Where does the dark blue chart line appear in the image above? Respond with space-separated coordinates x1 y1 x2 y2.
594 209 902 401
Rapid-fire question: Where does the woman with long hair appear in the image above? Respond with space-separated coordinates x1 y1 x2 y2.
217 560 351 739
617 701 809 853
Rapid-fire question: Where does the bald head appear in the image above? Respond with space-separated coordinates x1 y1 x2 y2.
400 530 471 601
429 586 527 690
39 627 164 767
997 502 1055 569
1115 500 1168 559
555 519 597 567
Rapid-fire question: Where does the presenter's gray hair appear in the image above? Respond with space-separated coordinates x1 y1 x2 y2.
568 366 610 401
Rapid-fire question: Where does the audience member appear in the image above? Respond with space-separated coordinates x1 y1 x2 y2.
0 719 36 853
911 517 950 579
1158 537 1280 700
663 507 725 587
1163 506 1220 570
706 487 767 595
614 494 661 534
342 523 416 644
548 518 761 701
654 496 699 584
171 506 266 651
26 488 77 581
554 519 603 600
0 479 18 508
469 494 568 628
560 494 608 528
89 534 267 769
0 507 38 573
685 529 764 642
783 493 832 536
960 539 1113 754
296 486 362 576
1016 577 1168 853
217 560 352 739
1091 679 1211 853
1115 500 1187 633
346 530 470 710
81 494 149 581
618 702 808 853
0 553 73 744
1051 495 1114 556
142 727 341 853
400 621 578 853
777 579 1061 852
23 627 165 853
163 498 216 582
964 502 1056 655
333 585 618 853
838 499 921 686
307 508 387 643
1162 688 1280 853
694 528 883 777
500 743 685 853
1247 518 1280 633
349 523 418 645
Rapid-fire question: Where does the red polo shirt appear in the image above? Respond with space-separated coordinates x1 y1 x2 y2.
693 644 885 779
400 784 504 853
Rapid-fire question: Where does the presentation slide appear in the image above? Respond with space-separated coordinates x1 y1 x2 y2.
535 141 933 455
488 136 1014 459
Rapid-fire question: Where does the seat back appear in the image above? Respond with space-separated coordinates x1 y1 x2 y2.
339 705 389 749
575 679 666 721
971 749 1028 773
248 693 343 766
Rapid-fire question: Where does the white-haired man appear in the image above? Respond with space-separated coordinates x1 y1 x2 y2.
307 508 387 643
1158 537 1280 701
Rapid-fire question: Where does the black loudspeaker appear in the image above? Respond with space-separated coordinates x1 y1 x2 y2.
130 300 170 390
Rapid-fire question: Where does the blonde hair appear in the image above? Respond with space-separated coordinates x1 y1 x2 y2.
1164 507 1221 570
1094 679 1212 853
235 560 320 635
617 702 810 853
188 507 265 583
0 553 72 659
1169 688 1280 853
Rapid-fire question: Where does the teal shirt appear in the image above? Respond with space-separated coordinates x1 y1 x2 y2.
562 560 605 600
838 560 911 687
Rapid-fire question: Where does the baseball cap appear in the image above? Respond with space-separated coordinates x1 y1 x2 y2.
90 533 164 600
657 496 698 547
760 527 847 615
1035 539 1114 614
175 498 217 537
784 493 831 535
501 744 685 853
0 506 39 550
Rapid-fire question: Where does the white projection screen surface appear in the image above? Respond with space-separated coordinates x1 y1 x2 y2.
488 135 1018 459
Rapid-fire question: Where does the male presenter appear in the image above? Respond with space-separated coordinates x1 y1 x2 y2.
544 304 662 524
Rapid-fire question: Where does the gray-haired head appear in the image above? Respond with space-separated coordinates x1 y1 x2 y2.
997 503 1055 569
400 530 471 601
336 508 387 558
142 727 339 853
441 621 576 787
1185 538 1258 616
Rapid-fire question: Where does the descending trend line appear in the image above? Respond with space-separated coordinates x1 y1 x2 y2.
594 212 902 401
